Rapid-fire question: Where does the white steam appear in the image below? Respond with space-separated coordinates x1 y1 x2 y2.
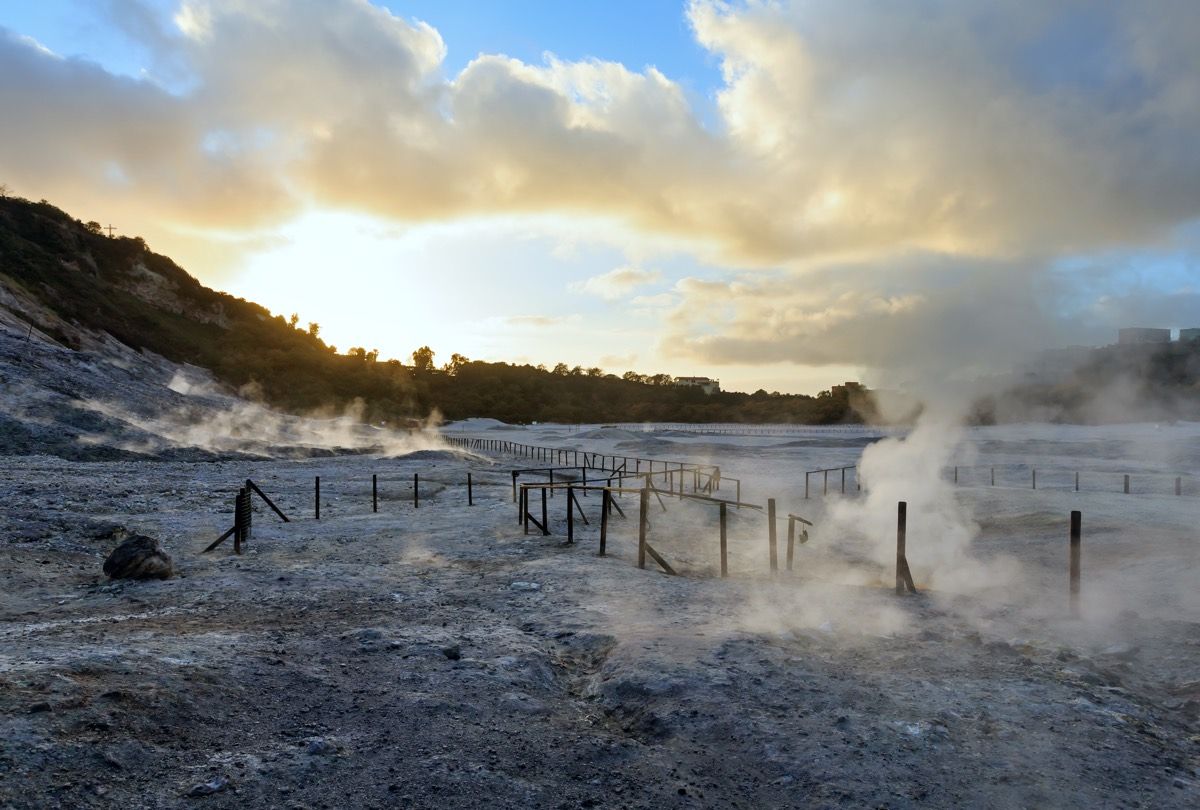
75 372 450 458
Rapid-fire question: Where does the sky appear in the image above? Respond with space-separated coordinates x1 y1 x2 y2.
1 0 1199 395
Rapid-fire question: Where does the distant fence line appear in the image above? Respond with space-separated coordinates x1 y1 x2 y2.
944 464 1193 497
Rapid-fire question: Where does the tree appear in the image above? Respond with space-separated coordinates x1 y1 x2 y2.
288 313 299 329
307 322 320 339
446 353 470 374
586 367 603 377
552 362 570 375
0 182 7 197
84 221 102 235
412 345 435 372
622 371 646 384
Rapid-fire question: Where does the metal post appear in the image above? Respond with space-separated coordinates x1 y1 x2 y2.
1176 476 1182 496
372 473 378 513
600 489 610 556
823 469 828 496
991 467 995 486
786 517 795 571
953 465 958 484
1032 469 1037 490
736 479 741 509
1123 474 1130 494
522 487 529 534
896 501 907 595
315 476 320 520
414 473 419 508
638 487 649 569
1069 510 1081 617
540 487 548 536
767 498 778 572
719 502 728 578
805 472 809 499
468 472 473 506
1075 471 1079 492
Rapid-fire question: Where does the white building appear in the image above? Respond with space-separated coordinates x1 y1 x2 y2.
674 376 720 395
1117 328 1171 345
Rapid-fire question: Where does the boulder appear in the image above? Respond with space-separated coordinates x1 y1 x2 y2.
103 534 174 580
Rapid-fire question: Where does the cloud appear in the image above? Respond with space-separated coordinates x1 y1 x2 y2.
2 0 1200 377
5 0 1198 265
572 266 662 300
504 314 575 328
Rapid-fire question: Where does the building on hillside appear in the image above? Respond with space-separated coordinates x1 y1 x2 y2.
1022 346 1094 384
830 381 865 397
1118 327 1171 345
1179 328 1200 343
674 376 720 395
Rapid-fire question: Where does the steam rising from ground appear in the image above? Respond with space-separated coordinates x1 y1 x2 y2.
821 409 1020 594
75 372 449 458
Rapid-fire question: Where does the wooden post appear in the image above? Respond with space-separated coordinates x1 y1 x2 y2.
991 467 995 486
414 473 419 508
638 487 649 569
1032 469 1037 490
1075 471 1079 492
549 469 555 498
804 472 809 499
841 467 846 494
767 498 778 572
823 469 828 496
736 479 741 509
895 501 917 594
372 474 378 513
719 502 728 578
1123 474 1130 494
953 465 958 484
234 487 245 555
540 486 548 536
522 487 529 534
566 486 574 544
468 472 474 506
315 476 320 520
786 516 795 571
1069 510 1081 617
599 489 610 556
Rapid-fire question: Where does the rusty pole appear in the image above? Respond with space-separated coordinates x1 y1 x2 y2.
719 501 728 578
1069 510 1081 617
767 498 778 572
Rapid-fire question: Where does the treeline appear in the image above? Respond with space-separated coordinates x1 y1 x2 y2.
0 194 867 425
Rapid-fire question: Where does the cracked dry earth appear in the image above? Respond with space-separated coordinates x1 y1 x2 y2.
1 452 1199 809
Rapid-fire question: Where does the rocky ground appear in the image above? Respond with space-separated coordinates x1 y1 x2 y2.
2 437 1199 809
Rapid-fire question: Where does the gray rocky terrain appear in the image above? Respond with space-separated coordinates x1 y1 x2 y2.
1 319 1198 808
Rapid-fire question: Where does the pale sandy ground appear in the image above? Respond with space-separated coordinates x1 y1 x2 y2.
2 422 1199 808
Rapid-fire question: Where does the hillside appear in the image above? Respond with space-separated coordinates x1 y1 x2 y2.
0 194 863 427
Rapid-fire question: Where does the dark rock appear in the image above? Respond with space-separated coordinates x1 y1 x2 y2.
442 644 462 661
186 776 231 797
103 534 174 580
305 738 337 756
28 702 51 713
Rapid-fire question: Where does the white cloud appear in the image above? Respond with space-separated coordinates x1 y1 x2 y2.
2 0 1200 376
571 266 662 300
